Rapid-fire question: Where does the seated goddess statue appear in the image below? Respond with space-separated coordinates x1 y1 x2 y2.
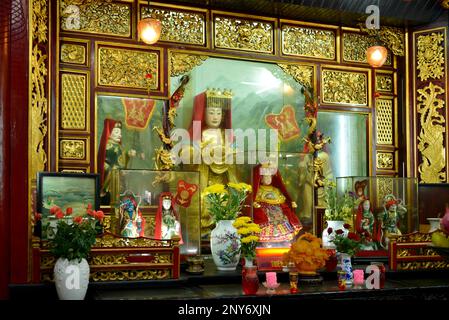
252 163 303 245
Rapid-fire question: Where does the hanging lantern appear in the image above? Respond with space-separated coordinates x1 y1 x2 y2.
366 46 388 68
138 17 162 45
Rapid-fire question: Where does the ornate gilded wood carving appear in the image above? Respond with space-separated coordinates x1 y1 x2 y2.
359 25 405 56
321 69 367 106
376 74 393 93
61 43 85 65
30 0 49 177
377 152 394 170
141 6 206 45
60 139 86 160
61 73 87 130
376 177 394 206
281 24 335 60
60 0 131 37
376 99 393 145
417 83 446 183
416 32 445 81
91 269 171 281
277 64 314 90
98 47 158 90
94 233 174 248
343 32 392 65
170 52 208 77
213 15 273 53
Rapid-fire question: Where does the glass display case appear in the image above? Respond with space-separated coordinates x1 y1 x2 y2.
248 152 314 270
110 169 201 257
336 176 419 252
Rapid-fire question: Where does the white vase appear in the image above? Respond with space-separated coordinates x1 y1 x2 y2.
428 218 441 233
54 257 90 300
322 220 348 248
244 257 254 267
210 220 241 271
338 253 353 286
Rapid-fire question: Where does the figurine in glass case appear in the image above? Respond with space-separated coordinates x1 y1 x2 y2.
98 119 136 204
188 89 238 239
355 199 381 250
252 163 302 245
119 192 145 238
155 192 183 243
379 194 407 249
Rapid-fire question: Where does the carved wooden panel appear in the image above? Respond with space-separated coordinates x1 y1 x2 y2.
342 32 392 66
376 98 394 145
321 68 369 106
60 72 88 131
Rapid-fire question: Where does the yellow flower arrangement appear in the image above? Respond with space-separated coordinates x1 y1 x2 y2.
282 233 330 276
233 216 261 259
202 183 252 221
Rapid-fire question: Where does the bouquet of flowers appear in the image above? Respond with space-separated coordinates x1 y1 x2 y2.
324 180 355 221
47 204 104 262
233 216 261 260
329 224 362 256
202 182 252 222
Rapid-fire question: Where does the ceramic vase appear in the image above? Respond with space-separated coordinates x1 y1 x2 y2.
322 220 348 248
338 253 353 286
428 218 441 233
54 257 90 300
210 220 241 271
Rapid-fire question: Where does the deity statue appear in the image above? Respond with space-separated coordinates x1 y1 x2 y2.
187 89 238 239
118 192 145 238
252 163 302 245
379 194 407 249
354 179 368 208
355 199 381 250
97 119 136 205
154 192 183 243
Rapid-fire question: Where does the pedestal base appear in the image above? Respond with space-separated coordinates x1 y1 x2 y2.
299 274 323 285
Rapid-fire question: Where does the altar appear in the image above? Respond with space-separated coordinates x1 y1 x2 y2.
2 0 449 302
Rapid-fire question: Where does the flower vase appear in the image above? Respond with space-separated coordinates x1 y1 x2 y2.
322 220 348 248
338 253 353 287
210 220 241 271
54 257 90 300
242 264 259 295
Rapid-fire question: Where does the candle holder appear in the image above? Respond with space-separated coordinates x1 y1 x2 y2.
289 271 299 293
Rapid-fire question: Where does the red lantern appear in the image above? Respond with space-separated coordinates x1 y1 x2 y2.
366 46 388 68
138 18 162 45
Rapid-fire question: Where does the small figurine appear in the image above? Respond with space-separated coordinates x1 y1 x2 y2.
379 194 407 249
155 192 183 244
118 192 145 238
252 162 302 245
355 199 381 250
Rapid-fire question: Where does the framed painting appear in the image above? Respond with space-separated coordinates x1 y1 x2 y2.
37 172 100 217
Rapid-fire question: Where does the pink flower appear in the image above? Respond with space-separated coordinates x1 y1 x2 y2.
95 210 105 222
50 206 60 215
55 210 64 219
65 207 73 216
73 216 83 224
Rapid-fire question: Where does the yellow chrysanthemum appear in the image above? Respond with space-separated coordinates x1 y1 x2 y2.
232 220 245 228
237 227 250 235
235 216 251 223
202 184 226 195
241 237 253 243
228 182 252 193
246 235 259 242
247 225 261 233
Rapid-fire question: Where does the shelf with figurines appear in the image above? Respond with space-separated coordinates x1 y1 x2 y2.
334 176 419 261
109 169 201 259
